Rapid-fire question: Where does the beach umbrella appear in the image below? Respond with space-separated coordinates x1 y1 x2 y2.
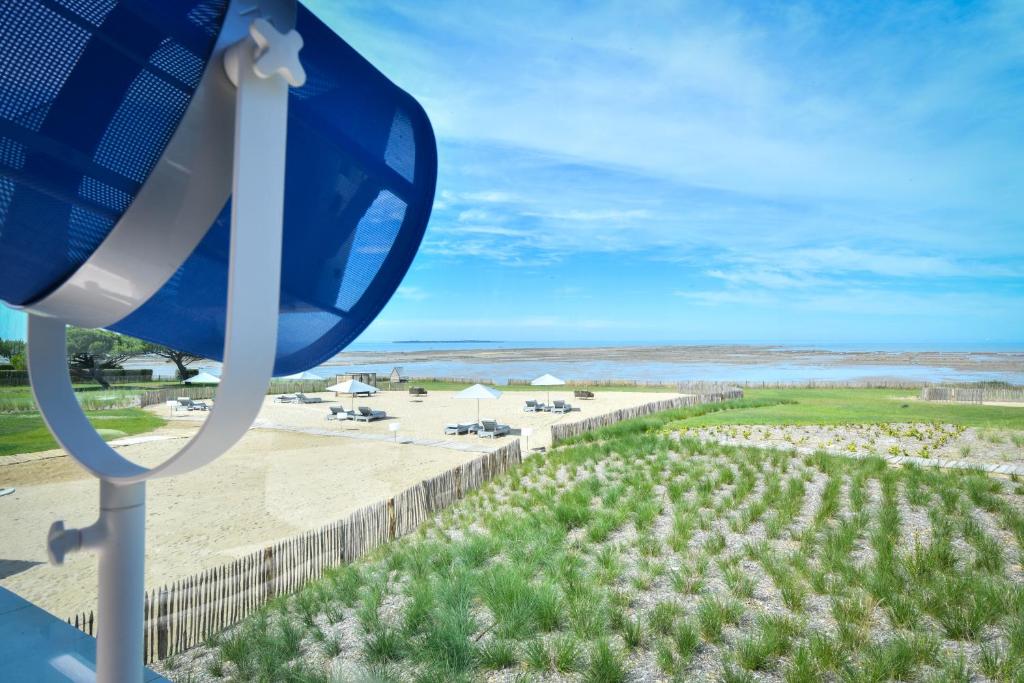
531 373 566 405
455 383 502 424
184 371 222 385
0 2 436 678
326 379 379 409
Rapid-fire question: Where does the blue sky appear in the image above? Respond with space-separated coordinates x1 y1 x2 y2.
3 2 1016 346
310 0 1023 345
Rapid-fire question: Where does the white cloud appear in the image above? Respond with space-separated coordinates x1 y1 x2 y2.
395 286 429 301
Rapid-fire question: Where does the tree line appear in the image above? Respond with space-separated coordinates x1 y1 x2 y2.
0 329 202 388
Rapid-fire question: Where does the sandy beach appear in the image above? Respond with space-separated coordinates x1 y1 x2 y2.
0 388 667 619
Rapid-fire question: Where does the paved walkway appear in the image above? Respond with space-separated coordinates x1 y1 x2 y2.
252 420 500 453
0 587 167 682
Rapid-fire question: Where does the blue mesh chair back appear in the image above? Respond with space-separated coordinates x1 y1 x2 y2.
0 1 436 375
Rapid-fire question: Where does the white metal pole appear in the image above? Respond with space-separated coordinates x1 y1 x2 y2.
96 480 146 683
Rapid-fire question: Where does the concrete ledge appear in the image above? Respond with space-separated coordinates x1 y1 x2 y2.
0 588 167 682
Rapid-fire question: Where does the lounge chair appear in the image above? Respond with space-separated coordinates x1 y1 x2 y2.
550 400 572 413
177 397 208 412
273 393 297 403
294 392 324 404
523 399 544 412
326 405 355 420
354 406 386 422
573 390 595 400
444 422 477 435
478 420 510 438
409 387 428 397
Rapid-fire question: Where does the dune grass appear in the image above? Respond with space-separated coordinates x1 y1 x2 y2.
168 399 1024 682
0 409 165 456
681 387 1024 429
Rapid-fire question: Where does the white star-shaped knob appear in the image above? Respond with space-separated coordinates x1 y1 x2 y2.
250 17 306 87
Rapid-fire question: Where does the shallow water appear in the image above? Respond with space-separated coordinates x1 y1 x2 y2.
127 343 1024 385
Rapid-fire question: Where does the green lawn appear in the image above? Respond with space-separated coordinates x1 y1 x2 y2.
165 397 1024 682
0 381 187 412
670 388 1024 430
0 408 166 457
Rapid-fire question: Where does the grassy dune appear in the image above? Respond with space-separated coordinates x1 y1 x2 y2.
692 388 1024 430
165 400 1024 682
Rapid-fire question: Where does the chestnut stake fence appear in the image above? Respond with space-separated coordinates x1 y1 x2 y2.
66 440 522 663
920 386 1024 404
550 390 744 445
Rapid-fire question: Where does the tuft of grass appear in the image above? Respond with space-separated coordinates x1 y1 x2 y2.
621 616 644 649
673 619 700 662
583 639 627 683
524 638 550 671
553 635 583 672
697 596 744 642
648 601 682 636
735 614 802 671
364 627 405 664
722 563 756 599
851 632 939 682
478 639 516 670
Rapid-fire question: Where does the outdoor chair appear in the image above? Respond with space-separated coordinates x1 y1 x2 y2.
478 420 511 438
409 387 428 397
550 400 573 413
274 394 298 403
354 406 386 422
295 393 324 404
524 399 543 412
177 397 209 412
574 390 595 399
326 405 354 420
444 422 477 435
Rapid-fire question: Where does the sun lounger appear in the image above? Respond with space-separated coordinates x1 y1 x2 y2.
523 400 545 412
294 392 324 404
478 419 510 438
409 387 428 397
326 405 355 420
274 393 298 403
353 406 386 422
550 400 572 413
573 390 595 399
444 422 478 435
177 397 209 411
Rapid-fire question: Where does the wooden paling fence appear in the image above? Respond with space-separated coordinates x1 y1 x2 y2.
403 376 495 386
138 385 219 408
676 381 743 394
267 380 330 395
920 386 1024 404
506 377 681 388
550 390 744 444
138 380 329 408
731 379 931 389
66 441 522 663
0 369 154 386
